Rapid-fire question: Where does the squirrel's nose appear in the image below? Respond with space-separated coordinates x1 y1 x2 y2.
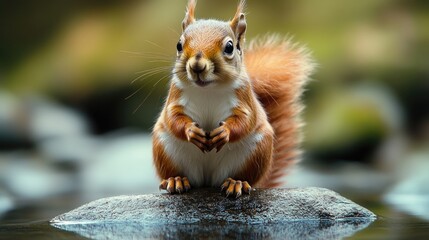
190 63 206 74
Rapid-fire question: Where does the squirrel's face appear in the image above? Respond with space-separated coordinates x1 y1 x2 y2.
175 20 244 88
174 0 247 88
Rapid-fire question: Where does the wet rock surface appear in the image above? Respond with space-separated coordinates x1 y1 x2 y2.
51 187 375 239
52 187 375 223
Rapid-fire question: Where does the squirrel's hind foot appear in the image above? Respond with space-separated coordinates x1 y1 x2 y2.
159 176 191 194
221 178 252 198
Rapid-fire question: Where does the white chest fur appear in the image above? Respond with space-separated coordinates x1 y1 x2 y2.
159 83 262 187
178 85 238 131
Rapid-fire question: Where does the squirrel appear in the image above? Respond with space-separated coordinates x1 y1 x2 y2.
152 0 314 198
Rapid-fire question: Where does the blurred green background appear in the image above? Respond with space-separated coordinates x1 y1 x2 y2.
1 0 429 227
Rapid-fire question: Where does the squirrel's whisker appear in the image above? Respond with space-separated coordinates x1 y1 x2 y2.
145 40 165 50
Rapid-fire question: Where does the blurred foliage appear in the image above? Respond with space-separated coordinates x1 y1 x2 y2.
1 0 428 162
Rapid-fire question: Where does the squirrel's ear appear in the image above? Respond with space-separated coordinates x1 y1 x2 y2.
230 0 246 50
182 0 196 31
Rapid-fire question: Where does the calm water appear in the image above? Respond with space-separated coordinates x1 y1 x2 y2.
0 194 428 240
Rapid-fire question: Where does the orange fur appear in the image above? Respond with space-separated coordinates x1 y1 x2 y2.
152 83 191 179
152 83 192 179
225 85 258 142
245 35 315 187
161 83 192 141
152 125 181 179
233 126 274 186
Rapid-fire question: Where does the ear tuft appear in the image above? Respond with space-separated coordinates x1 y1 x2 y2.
230 1 247 50
182 0 197 31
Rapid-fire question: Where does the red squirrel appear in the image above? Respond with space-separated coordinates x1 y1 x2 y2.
152 0 314 198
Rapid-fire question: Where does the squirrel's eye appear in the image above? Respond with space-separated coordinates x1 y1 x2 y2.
224 40 234 55
176 41 183 52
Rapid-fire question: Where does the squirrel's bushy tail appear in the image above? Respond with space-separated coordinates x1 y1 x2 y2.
245 35 315 187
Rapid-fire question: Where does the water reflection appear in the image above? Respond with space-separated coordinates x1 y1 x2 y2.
52 219 374 240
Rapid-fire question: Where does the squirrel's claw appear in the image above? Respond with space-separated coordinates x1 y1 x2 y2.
221 178 252 198
186 122 209 152
159 176 191 194
208 123 230 152
159 179 168 191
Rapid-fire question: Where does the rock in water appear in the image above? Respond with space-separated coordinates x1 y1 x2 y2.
51 187 376 239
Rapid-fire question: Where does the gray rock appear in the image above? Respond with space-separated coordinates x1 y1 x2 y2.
51 187 376 239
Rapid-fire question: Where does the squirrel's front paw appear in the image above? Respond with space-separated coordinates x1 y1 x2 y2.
185 122 208 152
221 177 252 198
159 176 191 194
208 121 230 152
